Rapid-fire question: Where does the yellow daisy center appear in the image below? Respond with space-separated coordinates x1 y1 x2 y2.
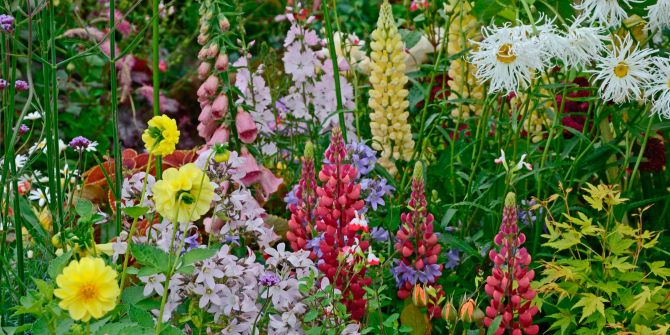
78 283 99 301
496 43 516 64
614 62 629 78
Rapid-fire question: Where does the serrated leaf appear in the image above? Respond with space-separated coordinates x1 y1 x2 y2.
130 244 170 272
48 249 73 279
572 293 607 322
129 305 154 328
647 261 670 279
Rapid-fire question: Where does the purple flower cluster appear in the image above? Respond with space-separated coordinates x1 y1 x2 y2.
390 260 442 288
361 178 394 211
370 227 389 242
445 249 460 270
19 124 29 135
519 199 543 230
305 234 324 258
283 184 299 209
0 14 14 33
347 141 377 177
260 272 281 287
68 136 92 152
15 80 28 91
0 79 7 90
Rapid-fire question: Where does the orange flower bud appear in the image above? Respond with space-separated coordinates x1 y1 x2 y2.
459 299 476 323
412 284 427 307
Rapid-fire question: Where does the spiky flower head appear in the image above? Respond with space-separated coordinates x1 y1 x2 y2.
368 1 414 176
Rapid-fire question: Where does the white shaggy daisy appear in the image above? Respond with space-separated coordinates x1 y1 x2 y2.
470 24 547 94
645 58 670 119
590 34 655 103
646 0 670 43
574 0 641 27
560 18 607 68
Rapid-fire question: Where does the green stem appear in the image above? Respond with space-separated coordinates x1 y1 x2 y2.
110 0 123 235
322 0 347 142
152 0 163 179
626 115 654 192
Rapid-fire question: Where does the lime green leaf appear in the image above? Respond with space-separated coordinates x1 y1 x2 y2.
647 261 670 279
572 293 607 322
627 286 662 313
122 206 150 220
544 230 581 251
608 257 636 272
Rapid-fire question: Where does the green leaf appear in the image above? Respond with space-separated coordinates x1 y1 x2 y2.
486 315 503 335
129 305 154 328
130 244 170 272
122 286 147 305
122 206 150 220
647 261 670 279
180 246 219 267
75 199 95 218
304 309 318 322
572 293 607 322
48 249 73 279
547 309 576 335
399 29 423 49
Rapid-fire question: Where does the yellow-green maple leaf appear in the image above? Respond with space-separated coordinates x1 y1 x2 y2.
573 293 607 322
647 261 670 279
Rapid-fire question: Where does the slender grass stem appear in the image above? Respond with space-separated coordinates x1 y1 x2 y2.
322 0 347 142
110 0 123 234
153 0 163 179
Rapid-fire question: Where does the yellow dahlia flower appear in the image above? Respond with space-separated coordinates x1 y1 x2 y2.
446 0 483 119
368 1 414 176
54 257 120 322
142 115 180 156
152 163 215 223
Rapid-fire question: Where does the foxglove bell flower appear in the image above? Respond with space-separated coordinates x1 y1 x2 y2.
484 192 539 335
235 110 258 144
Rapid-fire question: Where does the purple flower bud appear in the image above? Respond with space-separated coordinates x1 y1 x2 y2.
18 124 29 135
68 136 92 152
0 79 7 90
259 272 281 287
0 14 14 33
15 80 29 92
